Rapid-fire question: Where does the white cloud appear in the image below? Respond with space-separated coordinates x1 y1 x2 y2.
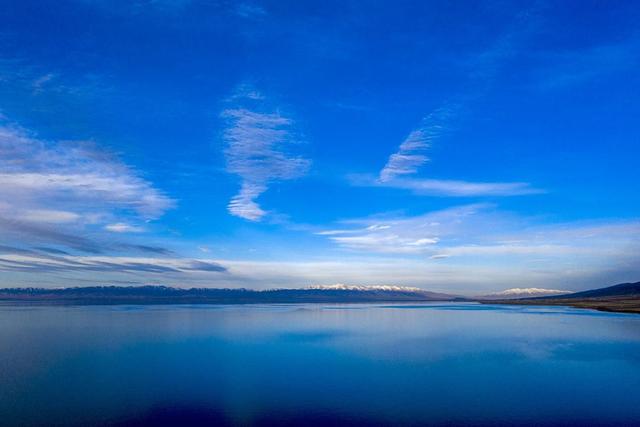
321 204 484 254
379 105 454 182
409 238 440 246
0 253 226 277
315 229 356 236
374 11 546 197
22 209 80 223
328 234 441 254
353 174 541 197
371 100 540 198
367 224 391 231
104 223 145 233
382 177 540 196
0 116 175 255
227 181 267 221
1 239 638 293
317 204 640 271
221 88 310 221
0 122 174 219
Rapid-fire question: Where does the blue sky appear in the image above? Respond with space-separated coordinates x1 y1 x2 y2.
1 0 639 293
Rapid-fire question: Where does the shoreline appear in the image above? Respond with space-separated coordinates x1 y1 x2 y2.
482 298 640 314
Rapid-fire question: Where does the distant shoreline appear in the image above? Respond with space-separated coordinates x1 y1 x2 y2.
1 282 639 314
0 286 463 306
482 298 640 314
0 298 458 306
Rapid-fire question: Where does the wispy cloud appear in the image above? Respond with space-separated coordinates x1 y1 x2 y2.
320 204 485 254
353 175 541 197
0 215 103 254
330 234 439 254
2 206 639 292
0 116 175 258
317 204 640 271
104 223 145 233
227 181 268 221
370 101 538 200
386 178 540 197
22 209 81 224
371 93 532 199
0 252 227 275
222 87 310 221
0 121 174 219
372 8 545 197
367 97 540 196
379 105 456 182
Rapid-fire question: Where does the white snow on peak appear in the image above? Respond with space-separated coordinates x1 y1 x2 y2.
487 288 567 297
307 284 423 292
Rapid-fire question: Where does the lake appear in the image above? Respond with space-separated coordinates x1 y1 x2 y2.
1 302 639 426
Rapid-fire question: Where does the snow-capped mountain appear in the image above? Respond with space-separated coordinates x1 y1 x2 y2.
479 288 568 300
306 284 423 292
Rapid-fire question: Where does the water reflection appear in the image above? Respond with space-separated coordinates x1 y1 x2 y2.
1 302 639 426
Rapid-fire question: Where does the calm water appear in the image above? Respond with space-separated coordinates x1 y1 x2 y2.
1 302 640 426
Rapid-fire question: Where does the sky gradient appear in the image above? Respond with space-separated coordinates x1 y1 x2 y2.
1 0 639 294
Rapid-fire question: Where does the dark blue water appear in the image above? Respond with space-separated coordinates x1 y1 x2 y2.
1 302 639 426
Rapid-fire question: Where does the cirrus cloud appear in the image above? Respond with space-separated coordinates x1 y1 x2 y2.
0 115 175 257
0 121 175 220
221 87 310 221
379 105 456 182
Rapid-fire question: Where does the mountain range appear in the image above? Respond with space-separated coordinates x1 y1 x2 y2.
485 281 640 314
477 288 567 300
0 285 459 304
0 281 638 313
